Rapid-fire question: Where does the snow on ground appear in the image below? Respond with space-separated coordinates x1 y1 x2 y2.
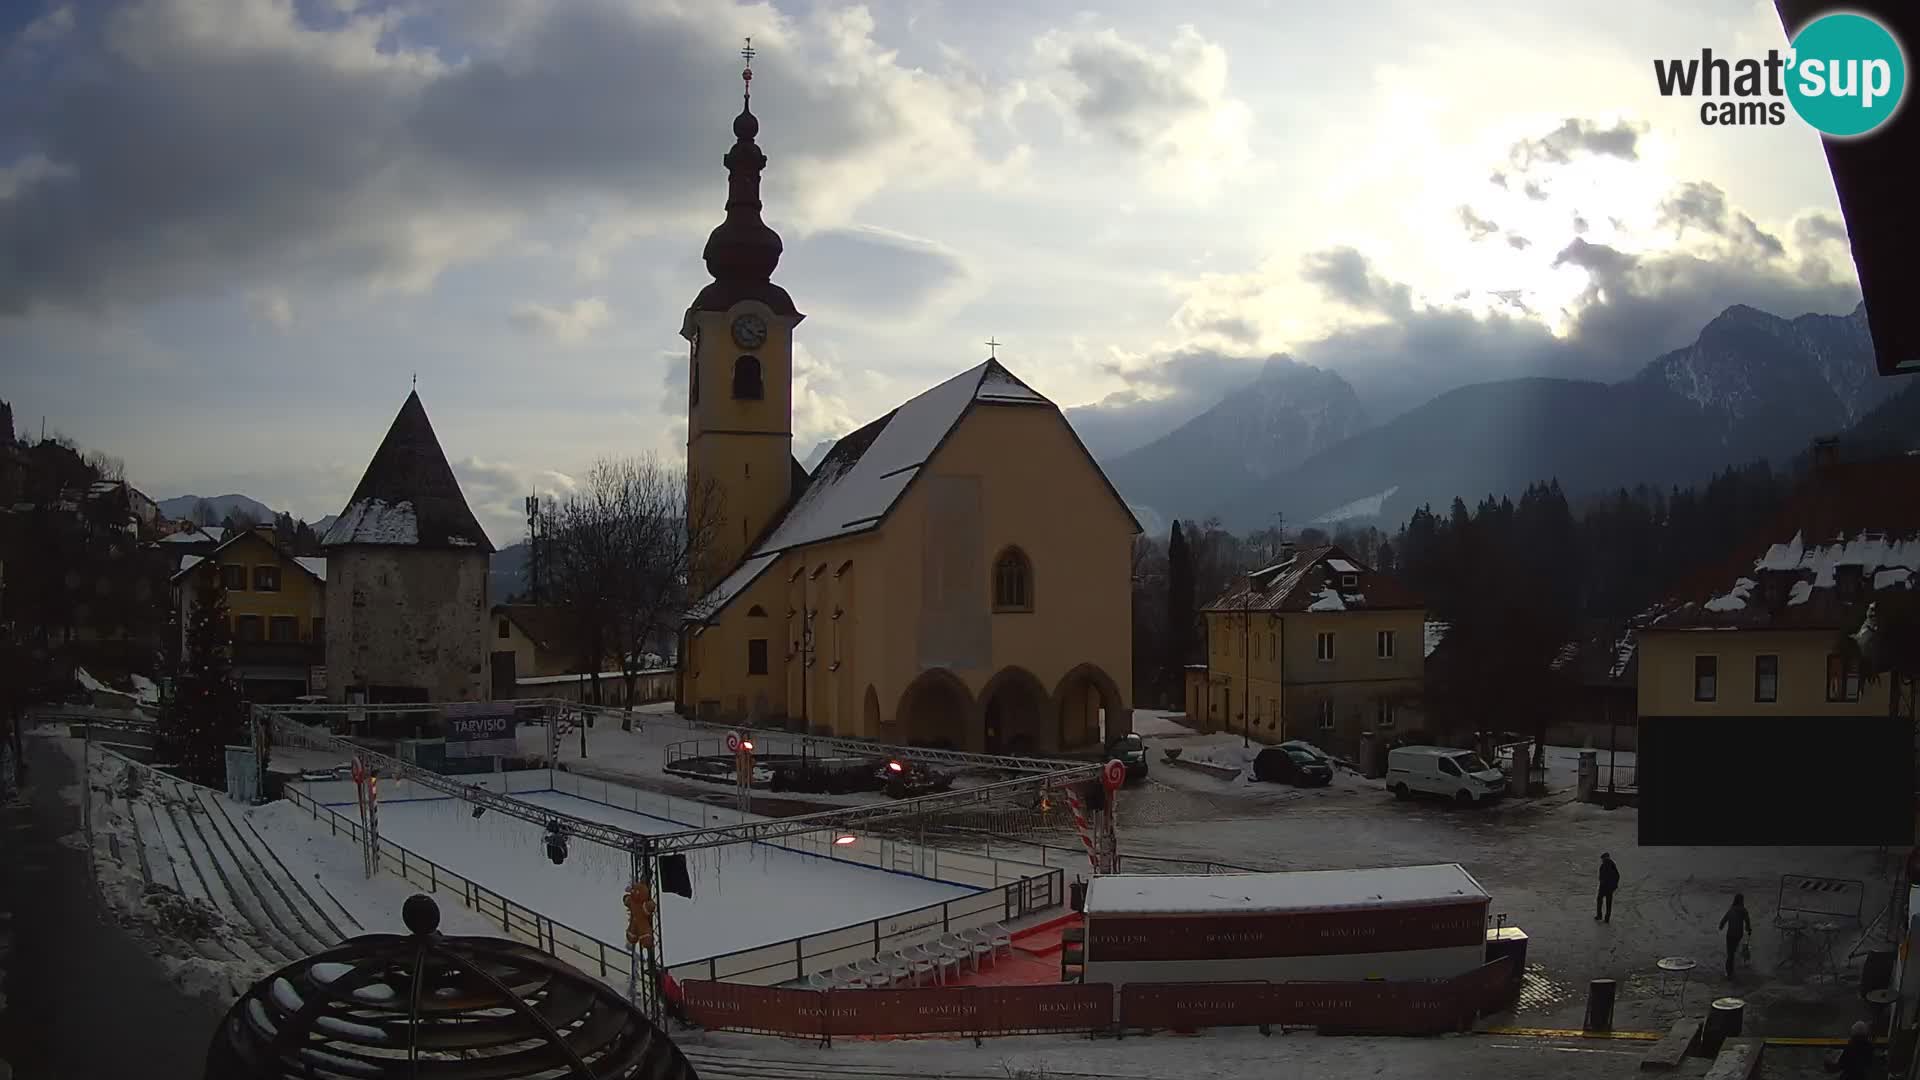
245 800 505 939
354 789 977 965
1312 484 1402 525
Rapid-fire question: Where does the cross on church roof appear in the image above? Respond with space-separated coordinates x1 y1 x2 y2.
985 337 1002 359
741 37 754 101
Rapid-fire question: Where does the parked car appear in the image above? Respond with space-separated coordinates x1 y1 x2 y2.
1278 740 1336 769
1252 746 1333 786
1105 733 1150 781
878 758 955 799
1387 746 1505 805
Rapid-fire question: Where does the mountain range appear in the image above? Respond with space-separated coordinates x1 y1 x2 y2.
155 492 336 534
1095 302 1903 532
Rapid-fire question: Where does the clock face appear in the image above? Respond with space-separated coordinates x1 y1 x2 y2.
731 314 769 349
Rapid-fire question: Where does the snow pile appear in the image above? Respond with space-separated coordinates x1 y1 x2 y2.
294 556 326 582
322 498 420 546
1183 743 1260 777
1878 567 1913 590
1607 629 1637 680
131 674 159 705
1753 530 1920 597
1705 577 1755 612
1306 587 1346 612
1424 621 1449 658
975 362 1047 402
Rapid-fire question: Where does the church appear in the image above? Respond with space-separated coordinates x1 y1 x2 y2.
676 57 1139 754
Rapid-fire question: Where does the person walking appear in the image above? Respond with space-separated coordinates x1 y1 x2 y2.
1826 1020 1874 1079
1596 853 1620 922
1719 893 1753 978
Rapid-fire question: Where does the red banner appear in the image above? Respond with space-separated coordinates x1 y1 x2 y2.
683 981 823 1037
823 986 982 1036
1088 900 1487 961
980 984 1113 1032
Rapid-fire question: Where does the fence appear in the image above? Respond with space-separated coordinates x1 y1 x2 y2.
283 772 1065 989
927 829 1259 877
683 957 1515 1040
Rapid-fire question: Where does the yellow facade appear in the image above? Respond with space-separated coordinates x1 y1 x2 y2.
682 379 1137 753
1637 628 1891 717
1199 608 1424 743
177 529 325 647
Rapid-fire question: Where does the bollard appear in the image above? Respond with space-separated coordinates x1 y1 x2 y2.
1584 978 1617 1032
1703 997 1744 1055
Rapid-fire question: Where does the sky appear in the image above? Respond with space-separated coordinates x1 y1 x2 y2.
0 0 1867 546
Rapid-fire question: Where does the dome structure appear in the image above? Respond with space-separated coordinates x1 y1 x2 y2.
205 894 699 1080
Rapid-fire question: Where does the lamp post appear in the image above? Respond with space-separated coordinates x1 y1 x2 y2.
1242 574 1251 749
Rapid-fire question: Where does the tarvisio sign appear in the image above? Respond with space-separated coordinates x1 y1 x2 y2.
443 703 518 758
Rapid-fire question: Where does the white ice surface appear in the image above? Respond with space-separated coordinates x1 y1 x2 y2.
348 790 977 965
1085 863 1487 915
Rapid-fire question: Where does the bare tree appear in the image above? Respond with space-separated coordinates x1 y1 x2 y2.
543 457 724 732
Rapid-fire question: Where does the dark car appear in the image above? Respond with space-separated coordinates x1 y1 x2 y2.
1278 740 1336 768
1252 746 1333 786
1105 733 1149 781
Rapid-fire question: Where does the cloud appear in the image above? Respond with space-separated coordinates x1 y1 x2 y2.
510 297 611 343
1028 24 1252 196
249 289 294 329
1794 212 1848 248
1656 181 1785 258
1572 213 1590 235
1300 247 1411 315
1505 234 1531 251
1458 205 1500 241
1067 347 1284 459
784 225 974 322
0 0 996 315
1521 180 1549 201
1508 117 1645 171
452 455 579 546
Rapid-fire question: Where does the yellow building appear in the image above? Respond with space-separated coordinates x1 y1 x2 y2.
1192 545 1426 757
676 73 1138 752
171 525 326 701
1636 455 1918 721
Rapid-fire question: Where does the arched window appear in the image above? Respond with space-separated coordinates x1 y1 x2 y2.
747 605 767 617
732 355 763 400
992 547 1033 612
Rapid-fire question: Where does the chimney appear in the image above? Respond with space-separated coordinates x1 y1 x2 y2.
1813 436 1840 468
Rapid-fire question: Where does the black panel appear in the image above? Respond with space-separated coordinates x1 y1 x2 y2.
1639 716 1913 846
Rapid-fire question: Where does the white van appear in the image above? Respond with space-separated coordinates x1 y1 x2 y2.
1387 746 1506 805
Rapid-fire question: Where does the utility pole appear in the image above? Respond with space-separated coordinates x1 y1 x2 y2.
524 495 543 602
789 601 815 732
1242 574 1251 749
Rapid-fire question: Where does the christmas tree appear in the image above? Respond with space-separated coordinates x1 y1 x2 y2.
160 577 246 785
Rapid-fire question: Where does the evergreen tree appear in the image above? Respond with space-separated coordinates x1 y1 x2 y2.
1166 521 1195 697
160 578 247 785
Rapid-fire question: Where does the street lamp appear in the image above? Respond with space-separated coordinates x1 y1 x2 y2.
1242 572 1252 748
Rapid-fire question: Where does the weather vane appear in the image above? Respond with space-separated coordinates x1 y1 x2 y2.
985 337 1002 359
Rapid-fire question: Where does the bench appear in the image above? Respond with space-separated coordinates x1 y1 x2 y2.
1702 1038 1762 1080
1639 1018 1702 1071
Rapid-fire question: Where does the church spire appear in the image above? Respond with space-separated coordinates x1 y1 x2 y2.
692 37 797 318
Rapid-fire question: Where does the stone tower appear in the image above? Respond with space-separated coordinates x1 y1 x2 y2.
682 47 804 595
321 391 495 704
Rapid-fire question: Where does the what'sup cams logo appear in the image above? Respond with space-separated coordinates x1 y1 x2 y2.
1654 11 1907 137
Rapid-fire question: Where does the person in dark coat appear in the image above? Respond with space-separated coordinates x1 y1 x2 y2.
1827 1020 1874 1078
1718 893 1753 978
1595 853 1620 922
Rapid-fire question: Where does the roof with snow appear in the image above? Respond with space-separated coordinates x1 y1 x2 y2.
1203 545 1423 614
160 526 226 545
1643 455 1920 632
1085 864 1487 916
687 358 1136 622
169 529 326 584
322 391 493 552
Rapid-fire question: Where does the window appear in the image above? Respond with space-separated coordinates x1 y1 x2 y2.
1316 631 1335 662
268 616 299 643
253 565 280 592
1377 629 1396 659
497 619 510 639
313 617 325 641
1318 700 1336 730
747 638 769 676
732 355 763 400
1827 653 1862 703
1341 573 1358 588
235 614 263 642
993 548 1033 612
1376 700 1396 728
1694 655 1717 702
1755 655 1779 703
1438 755 1462 777
221 564 248 591
747 605 768 617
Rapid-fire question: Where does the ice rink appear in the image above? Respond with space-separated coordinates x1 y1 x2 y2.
349 789 979 966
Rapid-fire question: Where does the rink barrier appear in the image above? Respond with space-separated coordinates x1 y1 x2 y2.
282 778 1065 990
682 957 1514 1040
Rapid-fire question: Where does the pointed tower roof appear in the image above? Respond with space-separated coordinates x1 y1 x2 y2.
686 40 802 327
322 391 494 552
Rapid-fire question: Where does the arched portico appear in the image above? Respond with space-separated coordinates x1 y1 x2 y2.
978 666 1049 755
894 668 973 749
1052 663 1129 750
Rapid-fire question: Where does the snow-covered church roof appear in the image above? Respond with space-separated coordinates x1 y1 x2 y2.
323 391 493 552
688 357 1132 621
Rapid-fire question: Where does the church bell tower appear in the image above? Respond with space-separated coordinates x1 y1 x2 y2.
684 40 803 595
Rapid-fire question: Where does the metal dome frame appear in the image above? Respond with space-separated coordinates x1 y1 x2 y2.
204 895 700 1080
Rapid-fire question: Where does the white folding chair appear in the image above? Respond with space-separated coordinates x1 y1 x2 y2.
958 928 995 968
911 943 958 985
988 923 1014 959
937 934 979 973
883 951 917 985
806 970 833 992
829 964 863 990
898 948 935 986
853 957 892 988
